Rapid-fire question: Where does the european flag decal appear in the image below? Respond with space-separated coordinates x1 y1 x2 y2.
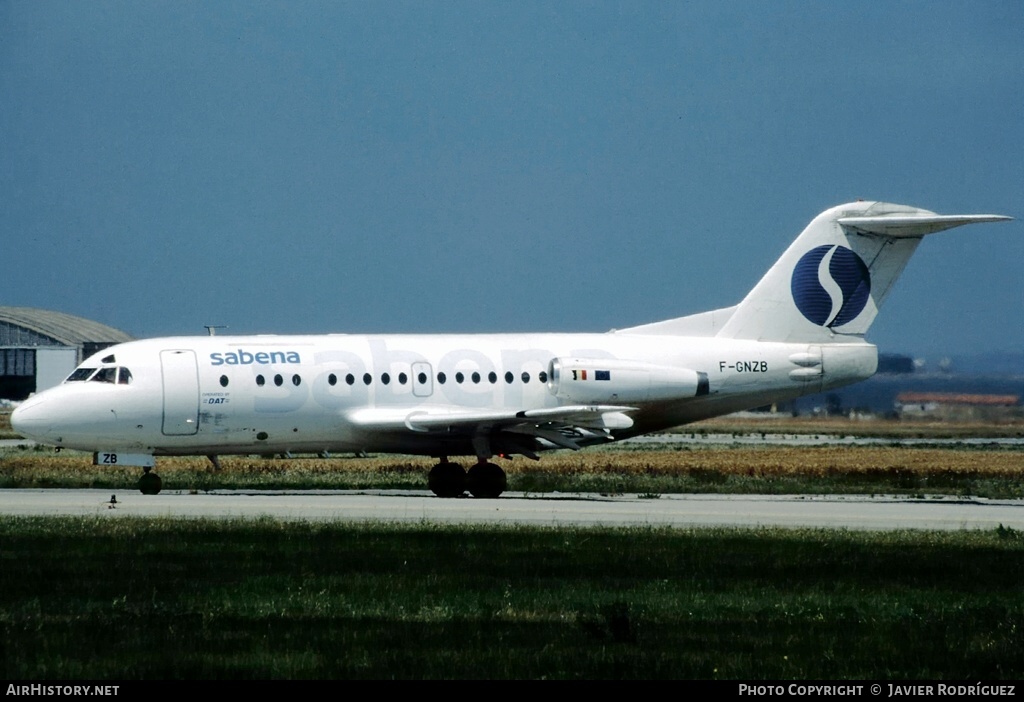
595 370 611 381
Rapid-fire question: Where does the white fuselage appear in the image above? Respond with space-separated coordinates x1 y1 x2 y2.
12 332 877 458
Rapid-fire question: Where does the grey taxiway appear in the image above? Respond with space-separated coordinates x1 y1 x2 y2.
2 489 1023 531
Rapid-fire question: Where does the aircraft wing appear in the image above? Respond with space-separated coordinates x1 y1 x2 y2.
345 404 638 451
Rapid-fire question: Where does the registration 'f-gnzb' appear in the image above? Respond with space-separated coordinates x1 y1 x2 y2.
12 201 1011 497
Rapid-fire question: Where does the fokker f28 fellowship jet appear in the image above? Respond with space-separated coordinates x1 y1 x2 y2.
12 201 1011 497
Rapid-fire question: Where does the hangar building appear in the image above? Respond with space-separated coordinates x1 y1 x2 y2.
0 307 133 401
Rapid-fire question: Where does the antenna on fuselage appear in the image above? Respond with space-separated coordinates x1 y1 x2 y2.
204 325 228 336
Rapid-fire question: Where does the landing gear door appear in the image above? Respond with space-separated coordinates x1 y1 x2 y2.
412 362 433 398
161 350 200 435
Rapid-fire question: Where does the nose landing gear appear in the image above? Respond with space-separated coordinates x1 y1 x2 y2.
138 466 162 495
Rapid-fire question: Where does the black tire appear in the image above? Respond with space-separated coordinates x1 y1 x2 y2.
428 462 466 497
466 462 507 498
138 472 162 495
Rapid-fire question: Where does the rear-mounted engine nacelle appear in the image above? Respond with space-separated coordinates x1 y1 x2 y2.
547 357 709 404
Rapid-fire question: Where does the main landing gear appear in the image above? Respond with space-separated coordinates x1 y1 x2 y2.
428 457 507 498
427 461 465 498
467 460 507 499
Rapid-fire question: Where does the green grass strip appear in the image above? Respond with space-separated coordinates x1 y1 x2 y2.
1 517 1023 679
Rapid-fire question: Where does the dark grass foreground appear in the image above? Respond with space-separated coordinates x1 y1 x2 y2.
2 518 1023 679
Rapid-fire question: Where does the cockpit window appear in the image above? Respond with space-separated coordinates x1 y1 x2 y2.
91 368 118 384
66 368 97 382
66 366 132 384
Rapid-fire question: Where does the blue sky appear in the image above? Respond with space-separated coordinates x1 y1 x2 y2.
2 1 1021 357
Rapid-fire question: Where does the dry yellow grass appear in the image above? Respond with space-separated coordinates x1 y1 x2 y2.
3 445 1022 484
522 446 1024 478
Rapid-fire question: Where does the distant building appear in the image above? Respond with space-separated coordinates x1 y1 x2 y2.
0 307 132 401
895 392 1020 420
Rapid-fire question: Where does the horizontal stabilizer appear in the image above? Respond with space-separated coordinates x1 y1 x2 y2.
838 214 1011 238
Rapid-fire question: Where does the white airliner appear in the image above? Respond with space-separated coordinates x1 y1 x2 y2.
11 201 1011 497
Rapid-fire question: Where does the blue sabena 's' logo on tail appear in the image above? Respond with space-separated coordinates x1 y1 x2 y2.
791 245 871 327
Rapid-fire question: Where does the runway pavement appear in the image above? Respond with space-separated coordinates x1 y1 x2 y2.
1 489 1022 530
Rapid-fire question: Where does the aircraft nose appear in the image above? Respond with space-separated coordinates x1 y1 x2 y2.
10 396 53 441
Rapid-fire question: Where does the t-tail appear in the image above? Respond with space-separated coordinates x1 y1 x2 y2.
713 201 1011 343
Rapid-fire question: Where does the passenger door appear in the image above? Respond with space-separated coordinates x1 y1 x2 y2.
161 350 200 435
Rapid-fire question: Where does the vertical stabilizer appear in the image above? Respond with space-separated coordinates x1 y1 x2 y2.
715 201 1010 343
